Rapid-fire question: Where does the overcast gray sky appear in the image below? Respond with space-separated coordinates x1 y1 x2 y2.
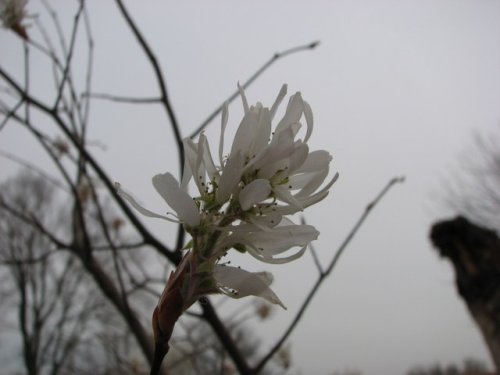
1 1 500 374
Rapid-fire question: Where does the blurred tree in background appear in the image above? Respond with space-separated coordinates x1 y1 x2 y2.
407 357 491 375
430 128 500 373
443 129 500 232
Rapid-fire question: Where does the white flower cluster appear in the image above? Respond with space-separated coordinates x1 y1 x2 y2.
117 84 338 309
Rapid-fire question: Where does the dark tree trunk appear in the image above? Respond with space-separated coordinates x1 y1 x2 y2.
430 216 500 372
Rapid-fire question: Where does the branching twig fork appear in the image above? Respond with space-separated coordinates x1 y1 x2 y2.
253 176 405 373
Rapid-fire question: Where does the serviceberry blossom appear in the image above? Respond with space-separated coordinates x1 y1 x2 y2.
0 0 28 39
117 84 337 316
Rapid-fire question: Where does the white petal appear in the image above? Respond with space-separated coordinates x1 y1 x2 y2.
216 151 243 204
276 172 339 214
222 222 319 255
152 173 200 227
295 150 332 174
253 128 296 175
290 169 329 196
238 82 249 113
244 224 319 255
249 211 282 229
274 216 295 227
288 171 322 191
194 134 207 193
219 102 229 166
273 185 304 210
239 179 271 210
248 244 308 264
303 100 313 143
272 204 301 216
252 107 272 156
230 108 259 157
296 171 339 199
213 266 286 309
274 192 328 215
180 141 194 190
201 135 219 182
298 171 329 198
270 84 287 120
182 139 199 191
115 182 177 223
183 137 209 195
254 271 273 285
275 92 304 135
287 142 309 173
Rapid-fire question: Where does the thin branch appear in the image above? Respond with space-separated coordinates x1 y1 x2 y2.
92 241 147 251
52 1 84 111
115 0 189 259
189 40 320 139
32 12 78 117
324 176 405 276
308 242 323 275
0 98 25 131
301 216 324 274
26 31 56 60
0 199 71 251
0 250 57 266
23 41 30 124
0 66 179 263
87 178 129 300
82 92 162 104
253 176 405 374
201 301 252 375
80 5 94 137
0 107 78 197
41 0 68 56
114 0 184 172
0 150 68 192
41 0 90 139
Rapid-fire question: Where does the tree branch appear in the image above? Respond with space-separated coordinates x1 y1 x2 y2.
189 40 320 139
253 176 405 373
201 300 253 375
0 66 179 263
52 1 84 111
82 92 161 104
114 0 184 172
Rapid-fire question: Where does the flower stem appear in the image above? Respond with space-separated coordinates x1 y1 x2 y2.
150 342 169 375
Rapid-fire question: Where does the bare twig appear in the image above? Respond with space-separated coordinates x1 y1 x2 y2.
324 177 405 277
201 301 253 375
0 107 79 197
0 251 57 266
188 40 320 139
0 199 71 250
23 41 30 124
82 92 161 104
0 66 178 263
114 0 188 257
253 176 405 373
0 98 25 131
80 5 94 136
41 0 69 56
308 242 324 275
114 0 183 171
302 216 324 274
0 150 68 192
53 2 84 111
92 241 147 252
